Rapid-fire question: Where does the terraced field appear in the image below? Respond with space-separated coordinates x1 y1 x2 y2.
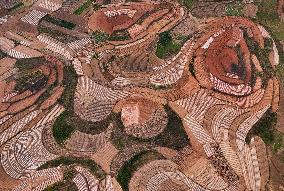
0 0 283 190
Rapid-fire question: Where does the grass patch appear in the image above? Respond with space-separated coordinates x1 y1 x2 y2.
255 0 284 40
59 65 78 112
7 2 24 12
43 15 76 30
38 26 79 43
178 0 196 10
14 70 47 92
52 111 74 144
38 156 106 180
225 1 243 16
153 105 189 150
242 29 274 87
91 31 109 44
275 41 284 81
247 108 277 145
74 0 92 15
155 31 183 59
14 57 46 70
69 112 118 135
0 50 7 59
111 106 190 151
44 181 77 191
116 150 165 191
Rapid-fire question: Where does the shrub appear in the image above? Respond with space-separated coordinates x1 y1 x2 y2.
178 0 196 10
52 111 74 144
91 31 109 44
153 105 190 150
246 108 277 145
59 66 78 112
74 0 92 15
155 31 182 59
38 156 106 180
116 150 165 191
255 0 284 40
43 15 76 30
225 2 243 16
14 57 46 70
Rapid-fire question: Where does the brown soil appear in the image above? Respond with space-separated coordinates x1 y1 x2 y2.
268 150 284 190
88 2 156 34
276 81 284 133
0 148 20 190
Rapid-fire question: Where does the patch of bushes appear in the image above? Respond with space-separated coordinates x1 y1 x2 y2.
111 106 190 151
43 168 78 191
116 150 165 191
255 0 284 40
8 2 24 12
44 181 78 191
38 156 106 180
91 31 109 44
246 108 277 145
14 70 47 92
155 31 182 59
59 66 78 112
38 26 79 43
225 1 243 16
74 0 92 15
0 50 7 59
53 65 78 144
242 30 274 87
14 57 46 70
69 112 118 135
52 111 74 144
43 15 76 30
178 0 196 10
93 3 101 11
153 105 190 150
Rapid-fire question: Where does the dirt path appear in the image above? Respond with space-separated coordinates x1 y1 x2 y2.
276 80 284 133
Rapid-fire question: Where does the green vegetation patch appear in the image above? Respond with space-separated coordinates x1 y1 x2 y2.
91 31 109 43
0 50 7 59
38 156 106 180
155 31 183 59
93 3 101 11
53 66 78 144
111 106 189 151
15 57 46 70
246 108 284 153
225 1 243 16
8 2 24 12
242 29 275 87
74 0 92 15
14 70 47 92
38 26 79 43
247 109 277 145
116 150 165 191
178 0 196 10
69 112 119 135
59 65 78 112
255 0 284 40
44 181 77 191
154 105 189 150
42 15 76 30
275 41 284 81
52 110 74 144
44 168 78 191
91 30 131 43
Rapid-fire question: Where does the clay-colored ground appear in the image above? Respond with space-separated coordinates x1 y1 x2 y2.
276 81 284 133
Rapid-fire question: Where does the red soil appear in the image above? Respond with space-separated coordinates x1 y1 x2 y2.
88 2 156 34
